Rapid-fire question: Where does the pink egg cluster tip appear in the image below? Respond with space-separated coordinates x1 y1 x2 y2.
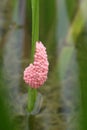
23 41 49 88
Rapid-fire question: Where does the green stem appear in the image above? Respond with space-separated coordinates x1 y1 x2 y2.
28 87 37 112
27 0 39 112
31 0 39 60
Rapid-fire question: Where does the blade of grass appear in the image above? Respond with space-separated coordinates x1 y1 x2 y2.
58 1 87 129
59 1 86 79
27 0 39 112
66 9 84 45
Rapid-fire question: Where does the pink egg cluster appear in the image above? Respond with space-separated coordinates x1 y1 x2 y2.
23 41 49 88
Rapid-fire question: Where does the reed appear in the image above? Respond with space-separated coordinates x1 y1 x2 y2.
27 0 39 112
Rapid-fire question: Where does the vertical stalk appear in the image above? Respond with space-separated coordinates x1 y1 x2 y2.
27 0 39 112
31 0 39 60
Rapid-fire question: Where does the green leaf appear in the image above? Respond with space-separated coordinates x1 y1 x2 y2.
59 1 87 80
59 46 74 79
67 9 85 44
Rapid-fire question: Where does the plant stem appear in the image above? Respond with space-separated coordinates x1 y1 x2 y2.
27 0 39 112
31 0 39 60
28 87 37 112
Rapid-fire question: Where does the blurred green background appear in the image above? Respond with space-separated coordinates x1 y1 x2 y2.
0 0 87 130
